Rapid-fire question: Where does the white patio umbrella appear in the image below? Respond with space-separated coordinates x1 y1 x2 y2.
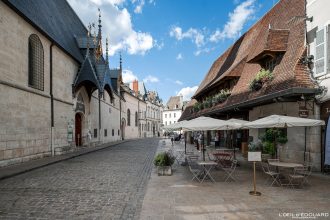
181 116 228 131
243 115 325 160
181 116 230 161
243 115 324 128
225 118 249 158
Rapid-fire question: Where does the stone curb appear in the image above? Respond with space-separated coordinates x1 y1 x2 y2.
0 139 133 181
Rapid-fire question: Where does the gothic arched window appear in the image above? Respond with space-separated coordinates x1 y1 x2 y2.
135 111 138 127
127 109 131 126
28 34 44 90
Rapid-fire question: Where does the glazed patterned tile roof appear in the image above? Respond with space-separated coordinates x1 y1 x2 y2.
181 0 316 121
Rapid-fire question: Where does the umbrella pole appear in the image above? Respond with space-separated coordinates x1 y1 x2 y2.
304 127 307 162
203 131 205 161
184 132 187 154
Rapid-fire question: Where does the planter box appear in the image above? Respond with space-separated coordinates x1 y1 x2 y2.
157 166 172 176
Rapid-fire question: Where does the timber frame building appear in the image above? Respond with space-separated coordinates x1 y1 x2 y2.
180 0 324 170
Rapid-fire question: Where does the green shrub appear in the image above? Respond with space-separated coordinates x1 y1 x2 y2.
154 152 175 167
262 141 276 156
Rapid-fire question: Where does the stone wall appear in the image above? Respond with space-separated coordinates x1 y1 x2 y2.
249 102 322 170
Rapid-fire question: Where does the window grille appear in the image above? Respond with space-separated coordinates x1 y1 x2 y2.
28 34 44 90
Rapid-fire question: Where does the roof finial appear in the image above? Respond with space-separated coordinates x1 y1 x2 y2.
106 37 109 65
85 23 92 58
95 8 103 62
119 52 122 70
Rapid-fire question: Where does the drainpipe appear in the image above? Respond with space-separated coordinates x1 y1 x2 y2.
99 93 101 142
49 42 55 156
119 95 122 140
50 43 55 156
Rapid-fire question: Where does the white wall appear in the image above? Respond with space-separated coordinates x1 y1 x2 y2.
307 0 330 102
163 110 182 126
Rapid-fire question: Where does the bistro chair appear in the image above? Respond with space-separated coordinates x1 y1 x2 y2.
187 155 203 182
288 166 306 188
223 159 238 182
260 162 281 186
298 163 313 186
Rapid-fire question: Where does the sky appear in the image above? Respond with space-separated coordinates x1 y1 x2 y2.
67 0 278 103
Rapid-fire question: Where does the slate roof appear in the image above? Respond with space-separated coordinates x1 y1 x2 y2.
5 0 87 62
165 96 182 110
180 0 317 121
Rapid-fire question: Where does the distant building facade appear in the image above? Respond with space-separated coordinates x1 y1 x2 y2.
162 95 184 127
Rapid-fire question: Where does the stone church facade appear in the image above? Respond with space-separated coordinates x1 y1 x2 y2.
0 0 163 167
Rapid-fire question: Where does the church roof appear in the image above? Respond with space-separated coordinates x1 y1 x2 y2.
5 0 87 62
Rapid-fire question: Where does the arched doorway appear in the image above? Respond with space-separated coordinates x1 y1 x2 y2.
121 118 126 140
75 113 82 146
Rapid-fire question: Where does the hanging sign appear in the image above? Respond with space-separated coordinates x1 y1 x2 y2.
299 106 309 118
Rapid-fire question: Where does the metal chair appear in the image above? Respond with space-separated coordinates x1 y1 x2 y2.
298 163 313 186
187 155 203 182
288 166 306 188
260 162 281 186
223 159 238 182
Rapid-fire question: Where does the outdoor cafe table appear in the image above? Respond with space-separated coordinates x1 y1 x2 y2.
268 161 303 168
213 152 232 168
268 161 303 186
197 161 217 183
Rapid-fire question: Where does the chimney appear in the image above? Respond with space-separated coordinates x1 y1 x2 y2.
133 80 139 96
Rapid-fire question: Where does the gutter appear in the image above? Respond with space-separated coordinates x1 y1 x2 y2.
200 87 320 117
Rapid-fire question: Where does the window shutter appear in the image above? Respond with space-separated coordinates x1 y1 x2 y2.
315 28 325 75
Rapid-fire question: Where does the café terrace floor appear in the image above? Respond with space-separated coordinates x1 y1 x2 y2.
139 139 330 220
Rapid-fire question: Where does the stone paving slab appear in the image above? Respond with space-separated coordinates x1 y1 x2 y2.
0 138 159 220
139 139 330 220
0 140 130 180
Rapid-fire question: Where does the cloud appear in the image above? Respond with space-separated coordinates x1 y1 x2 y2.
169 26 205 47
210 0 256 42
194 48 211 56
177 86 198 101
176 53 183 60
67 0 154 55
154 40 164 50
143 75 159 83
133 0 145 14
122 69 138 83
175 80 183 85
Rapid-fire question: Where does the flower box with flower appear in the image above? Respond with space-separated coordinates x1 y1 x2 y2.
249 68 273 91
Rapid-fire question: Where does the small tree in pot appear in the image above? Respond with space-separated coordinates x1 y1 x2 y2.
154 151 175 176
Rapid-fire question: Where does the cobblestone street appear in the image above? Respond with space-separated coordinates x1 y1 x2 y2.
0 138 159 220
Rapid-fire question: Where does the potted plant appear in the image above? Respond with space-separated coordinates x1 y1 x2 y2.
249 68 273 91
260 128 288 159
154 151 175 176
